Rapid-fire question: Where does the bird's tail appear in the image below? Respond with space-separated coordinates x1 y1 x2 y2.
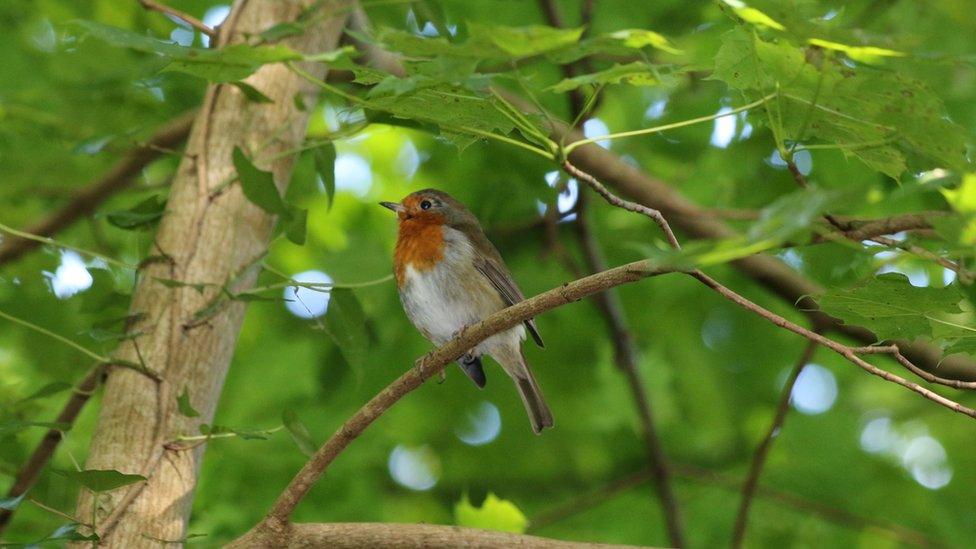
496 348 553 434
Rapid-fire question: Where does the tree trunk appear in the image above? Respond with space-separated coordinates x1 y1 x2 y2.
74 1 350 544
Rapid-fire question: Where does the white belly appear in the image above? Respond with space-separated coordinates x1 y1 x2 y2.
398 227 524 354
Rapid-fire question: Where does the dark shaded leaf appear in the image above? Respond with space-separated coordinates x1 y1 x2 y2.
816 274 965 343
56 469 146 491
313 143 336 210
232 82 274 103
323 289 368 368
19 381 72 403
282 409 317 457
233 147 287 215
177 388 200 418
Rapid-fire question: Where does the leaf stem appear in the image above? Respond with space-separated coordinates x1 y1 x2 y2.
0 308 110 363
563 93 775 154
0 222 136 269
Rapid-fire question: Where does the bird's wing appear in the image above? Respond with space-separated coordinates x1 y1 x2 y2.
474 254 544 348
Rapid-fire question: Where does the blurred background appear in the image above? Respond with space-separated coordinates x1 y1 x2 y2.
1 0 974 546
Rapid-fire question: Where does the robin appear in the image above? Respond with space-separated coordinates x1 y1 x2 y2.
380 189 553 434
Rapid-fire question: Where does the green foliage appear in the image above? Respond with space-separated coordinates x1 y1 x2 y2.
322 289 369 369
1 0 975 547
282 409 317 457
817 274 974 354
454 492 528 533
55 469 146 492
105 195 166 230
178 388 201 418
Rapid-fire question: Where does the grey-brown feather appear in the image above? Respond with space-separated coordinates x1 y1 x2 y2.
414 189 544 348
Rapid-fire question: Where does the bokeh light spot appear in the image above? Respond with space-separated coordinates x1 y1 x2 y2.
790 364 837 415
455 401 502 446
283 270 333 319
388 445 441 491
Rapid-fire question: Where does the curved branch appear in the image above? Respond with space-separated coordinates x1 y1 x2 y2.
234 259 669 540
257 522 653 548
0 364 105 534
574 191 685 547
0 111 196 267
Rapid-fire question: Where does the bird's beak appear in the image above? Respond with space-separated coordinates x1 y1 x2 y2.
379 201 404 213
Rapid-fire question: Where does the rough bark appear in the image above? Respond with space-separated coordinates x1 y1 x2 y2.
73 1 351 545
240 522 652 548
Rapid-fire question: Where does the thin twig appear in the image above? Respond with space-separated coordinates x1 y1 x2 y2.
138 0 217 39
0 111 195 267
574 191 685 548
731 340 818 549
565 158 976 418
529 465 941 547
786 159 971 282
0 364 105 534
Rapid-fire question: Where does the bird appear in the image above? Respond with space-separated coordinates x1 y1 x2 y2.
380 189 553 434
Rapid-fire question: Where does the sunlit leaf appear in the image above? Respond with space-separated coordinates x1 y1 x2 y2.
468 23 583 57
609 29 682 54
721 0 786 30
808 38 905 65
454 493 528 534
547 62 658 93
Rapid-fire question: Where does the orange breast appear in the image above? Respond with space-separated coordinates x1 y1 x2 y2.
394 218 445 286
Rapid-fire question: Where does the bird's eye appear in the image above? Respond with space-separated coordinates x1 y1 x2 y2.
420 200 432 210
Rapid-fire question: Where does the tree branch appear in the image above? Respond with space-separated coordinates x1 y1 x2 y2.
530 465 940 548
0 364 105 534
573 191 685 547
259 522 653 548
138 0 217 39
731 340 818 549
0 110 196 267
232 259 671 543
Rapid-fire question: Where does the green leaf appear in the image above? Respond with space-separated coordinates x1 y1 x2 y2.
808 38 905 65
105 195 166 230
232 82 274 103
711 28 770 91
721 0 786 30
711 28 967 177
154 277 210 293
547 62 658 93
322 288 368 368
36 523 99 543
56 469 147 491
0 420 71 434
313 143 336 210
282 409 317 457
454 493 528 534
283 207 308 246
73 21 303 82
19 381 72 403
816 274 965 342
233 147 287 215
608 29 682 54
0 494 25 511
468 23 584 58
199 424 274 440
177 388 200 418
